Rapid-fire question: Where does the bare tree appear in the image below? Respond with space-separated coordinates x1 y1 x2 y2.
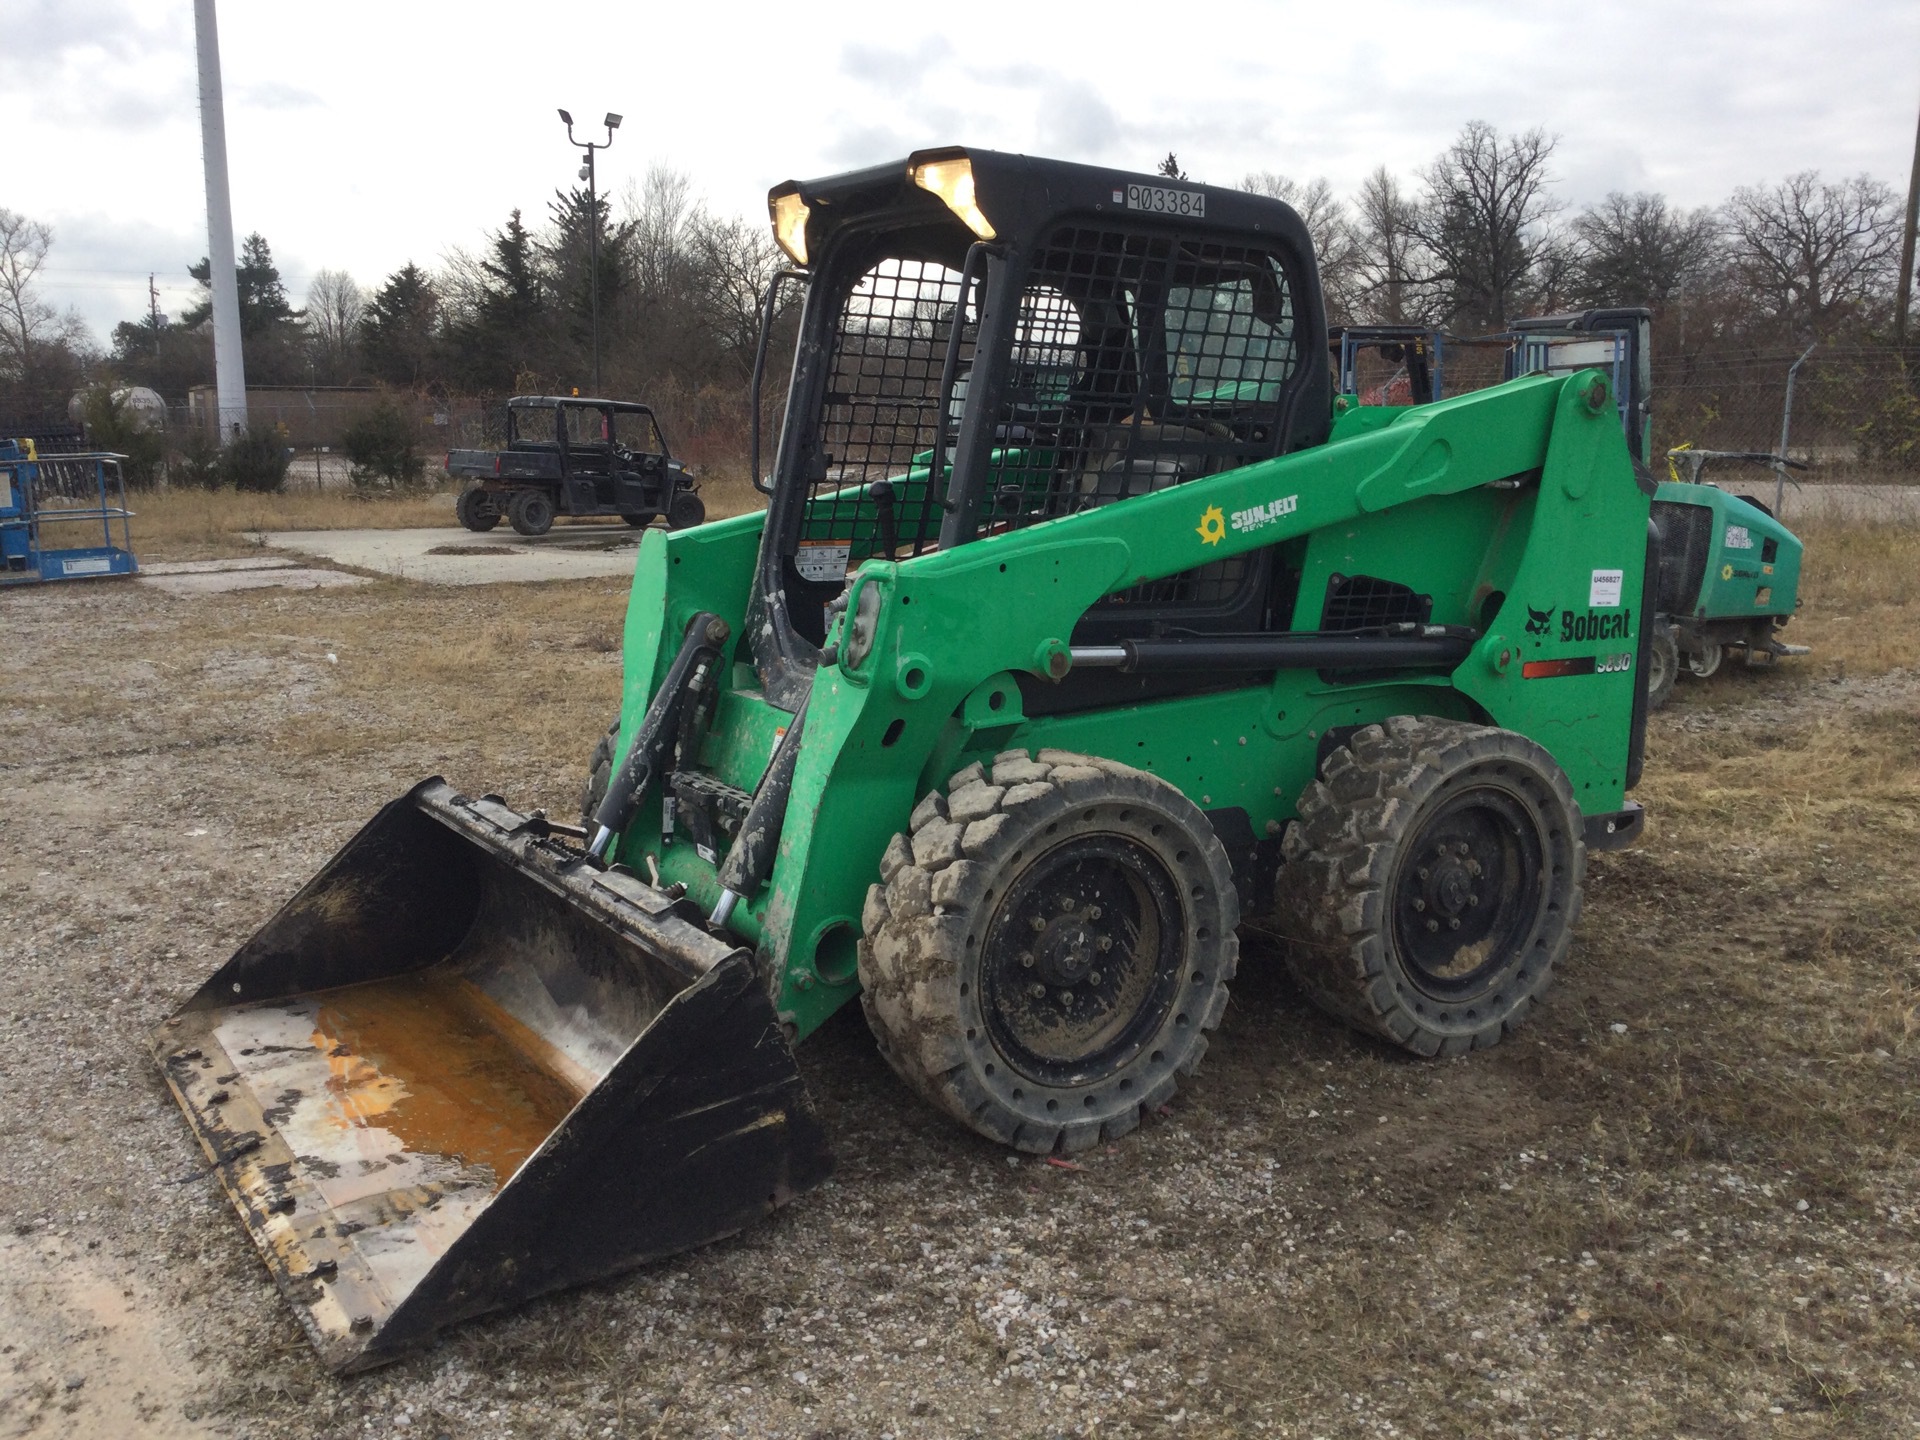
1241 172 1359 321
1570 192 1721 312
624 165 704 301
305 269 365 383
1722 172 1902 339
1411 122 1562 331
1350 166 1429 325
0 209 57 383
693 214 784 380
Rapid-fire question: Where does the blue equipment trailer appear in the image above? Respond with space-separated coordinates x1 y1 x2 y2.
0 440 138 584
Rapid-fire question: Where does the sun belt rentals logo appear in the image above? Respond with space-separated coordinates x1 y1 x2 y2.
1198 492 1298 546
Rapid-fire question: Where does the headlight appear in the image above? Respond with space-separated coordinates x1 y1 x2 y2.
843 582 883 671
911 157 995 240
769 189 811 266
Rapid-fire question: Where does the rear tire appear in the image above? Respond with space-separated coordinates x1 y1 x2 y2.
859 749 1238 1154
509 488 556 537
1646 622 1678 710
456 486 500 532
580 717 619 829
1272 716 1583 1058
668 491 706 530
1687 639 1723 679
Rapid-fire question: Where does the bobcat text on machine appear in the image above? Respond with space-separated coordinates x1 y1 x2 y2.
153 147 1656 1370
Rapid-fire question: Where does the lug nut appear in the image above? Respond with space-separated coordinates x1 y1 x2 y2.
1417 867 1430 881
1426 919 1440 933
1448 917 1461 930
1031 916 1047 932
1029 983 1048 1000
1019 952 1035 969
1097 936 1113 952
1412 898 1426 912
1456 841 1470 856
1089 906 1102 920
1088 971 1102 985
1468 894 1480 907
1060 895 1075 910
1057 989 1074 1004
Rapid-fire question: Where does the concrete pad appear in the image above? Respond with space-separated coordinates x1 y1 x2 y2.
139 567 371 597
259 526 642 585
140 556 297 575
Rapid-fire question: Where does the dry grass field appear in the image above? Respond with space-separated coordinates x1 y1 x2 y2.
0 504 1915 1439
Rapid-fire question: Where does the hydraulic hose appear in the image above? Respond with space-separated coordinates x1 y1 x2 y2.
709 704 808 932
588 611 729 860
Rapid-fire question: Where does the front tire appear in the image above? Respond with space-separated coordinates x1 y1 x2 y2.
1272 717 1583 1058
859 750 1238 1155
508 488 556 537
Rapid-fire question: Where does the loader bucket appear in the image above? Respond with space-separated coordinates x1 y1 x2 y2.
149 780 832 1373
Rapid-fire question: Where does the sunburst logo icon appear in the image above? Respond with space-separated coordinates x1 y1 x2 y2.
1196 505 1225 546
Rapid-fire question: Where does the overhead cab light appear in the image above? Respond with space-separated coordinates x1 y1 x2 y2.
770 189 811 266
911 157 995 240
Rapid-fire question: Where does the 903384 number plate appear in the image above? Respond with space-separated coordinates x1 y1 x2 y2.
1124 183 1205 217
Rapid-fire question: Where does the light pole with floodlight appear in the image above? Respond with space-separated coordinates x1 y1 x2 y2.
558 108 621 393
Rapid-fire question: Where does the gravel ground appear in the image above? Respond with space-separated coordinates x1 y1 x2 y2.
3 575 1917 1440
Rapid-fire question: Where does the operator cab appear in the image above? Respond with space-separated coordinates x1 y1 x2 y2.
749 148 1331 707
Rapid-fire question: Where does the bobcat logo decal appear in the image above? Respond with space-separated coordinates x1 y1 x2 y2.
1525 603 1554 636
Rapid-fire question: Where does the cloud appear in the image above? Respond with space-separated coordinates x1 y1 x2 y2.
236 82 324 112
838 36 953 88
1034 83 1120 161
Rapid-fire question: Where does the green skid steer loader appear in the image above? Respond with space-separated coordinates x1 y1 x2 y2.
154 147 1656 1371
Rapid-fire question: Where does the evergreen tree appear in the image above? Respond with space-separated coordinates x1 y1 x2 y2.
546 187 634 371
183 233 302 338
359 263 441 387
446 210 550 390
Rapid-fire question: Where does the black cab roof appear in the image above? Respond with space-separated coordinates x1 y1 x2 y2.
768 146 1317 272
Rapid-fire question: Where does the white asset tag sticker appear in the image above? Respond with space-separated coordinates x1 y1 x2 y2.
62 556 113 576
795 541 851 583
1724 524 1753 550
1589 568 1624 607
1124 183 1205 218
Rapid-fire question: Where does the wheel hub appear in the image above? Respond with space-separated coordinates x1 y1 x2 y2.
1392 788 1545 998
981 834 1183 1085
1033 910 1108 988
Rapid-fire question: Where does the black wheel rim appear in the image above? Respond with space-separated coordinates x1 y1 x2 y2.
1390 784 1546 1000
980 835 1184 1087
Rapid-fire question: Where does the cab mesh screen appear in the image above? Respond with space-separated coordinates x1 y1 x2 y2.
808 257 973 558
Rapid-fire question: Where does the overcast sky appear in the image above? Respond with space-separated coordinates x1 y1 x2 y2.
6 0 1917 346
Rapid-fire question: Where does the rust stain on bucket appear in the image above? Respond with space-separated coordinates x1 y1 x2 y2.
307 972 586 1191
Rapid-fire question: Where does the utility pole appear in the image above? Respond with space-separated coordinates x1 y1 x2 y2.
1897 93 1920 351
559 109 621 394
193 0 247 441
148 274 162 352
